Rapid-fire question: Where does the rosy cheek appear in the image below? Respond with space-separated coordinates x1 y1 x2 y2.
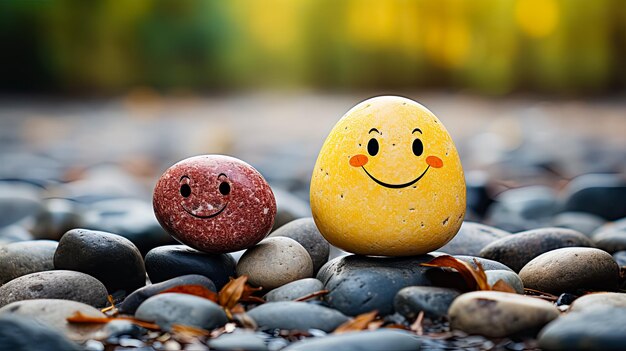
426 156 443 168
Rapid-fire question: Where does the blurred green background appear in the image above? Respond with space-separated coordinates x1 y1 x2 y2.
2 0 625 95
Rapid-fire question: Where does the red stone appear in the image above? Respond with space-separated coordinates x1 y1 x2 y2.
153 155 276 254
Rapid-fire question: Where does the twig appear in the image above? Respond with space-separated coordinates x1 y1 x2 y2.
294 290 330 302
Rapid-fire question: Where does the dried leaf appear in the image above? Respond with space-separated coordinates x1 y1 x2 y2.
367 320 384 331
294 290 329 302
491 279 516 293
421 255 490 291
334 310 378 334
170 324 210 338
219 277 248 310
100 295 117 314
66 312 160 330
409 311 424 335
160 284 219 303
232 312 257 329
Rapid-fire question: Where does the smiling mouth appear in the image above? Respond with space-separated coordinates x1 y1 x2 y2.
360 166 430 189
182 203 228 219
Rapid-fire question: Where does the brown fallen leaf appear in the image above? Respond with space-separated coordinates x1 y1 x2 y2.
334 310 378 334
160 284 219 303
294 290 330 302
491 279 517 293
66 311 160 330
170 324 210 338
421 255 490 291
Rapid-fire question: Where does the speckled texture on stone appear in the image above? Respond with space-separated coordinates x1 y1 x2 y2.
0 240 57 286
153 155 276 254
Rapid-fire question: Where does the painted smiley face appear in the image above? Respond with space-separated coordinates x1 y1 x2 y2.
153 155 276 254
310 96 466 256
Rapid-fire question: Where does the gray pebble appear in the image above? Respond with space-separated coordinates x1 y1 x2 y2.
439 222 510 256
394 286 460 318
0 315 81 351
485 270 524 294
247 301 348 332
282 329 422 351
135 293 227 331
268 218 329 273
264 278 323 302
0 240 57 285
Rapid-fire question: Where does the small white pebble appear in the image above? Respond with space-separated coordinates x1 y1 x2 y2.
164 340 182 351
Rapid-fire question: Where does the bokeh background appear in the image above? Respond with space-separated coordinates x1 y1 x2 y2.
0 0 625 250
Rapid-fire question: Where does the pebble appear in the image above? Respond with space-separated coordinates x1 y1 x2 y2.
282 329 422 351
54 229 146 294
439 222 510 256
247 301 348 332
551 212 605 236
135 293 228 331
0 299 108 341
120 274 216 314
144 245 236 289
236 237 313 290
310 96 466 256
562 173 626 221
0 240 57 285
98 320 146 340
394 286 460 318
268 218 330 273
453 255 514 271
519 247 619 294
612 250 626 266
479 227 594 272
264 278 323 302
0 225 34 244
79 199 173 255
0 270 108 308
592 229 626 253
317 254 434 316
272 188 311 230
569 292 626 312
449 291 559 337
485 186 558 233
0 315 81 351
31 198 82 240
153 155 276 254
208 331 268 351
539 306 626 350
485 270 524 294
0 182 42 228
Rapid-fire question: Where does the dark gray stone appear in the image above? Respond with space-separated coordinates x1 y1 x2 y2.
208 331 268 351
31 198 82 240
268 218 330 273
99 320 146 340
247 301 348 332
317 255 434 316
54 229 146 294
485 186 559 233
563 174 626 221
0 315 81 351
135 293 227 331
79 199 173 255
0 240 57 285
264 278 323 302
145 245 236 289
552 212 605 236
282 329 422 351
0 270 108 308
539 307 626 351
439 222 510 256
394 286 460 318
120 274 216 314
479 227 594 272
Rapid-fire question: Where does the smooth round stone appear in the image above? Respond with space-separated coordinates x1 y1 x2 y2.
0 270 108 308
237 237 313 290
153 155 276 254
310 96 466 256
485 186 558 233
135 293 227 331
593 217 626 237
479 227 594 272
0 240 57 285
79 199 173 255
317 254 434 316
519 247 619 294
97 320 145 340
563 174 626 221
0 299 107 341
264 278 323 302
247 301 348 332
120 274 216 314
570 293 626 313
208 331 268 351
394 286 460 318
551 212 605 236
272 188 311 230
485 270 524 294
453 255 514 272
612 251 626 266
0 225 34 244
145 245 236 289
449 291 560 338
31 198 82 241
0 315 81 351
0 182 42 228
282 329 422 351
592 230 626 253
439 222 510 256
268 218 330 273
539 307 626 350
54 229 146 294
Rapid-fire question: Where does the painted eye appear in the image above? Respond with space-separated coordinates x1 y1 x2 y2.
412 139 424 156
180 184 191 198
367 138 379 156
219 182 231 195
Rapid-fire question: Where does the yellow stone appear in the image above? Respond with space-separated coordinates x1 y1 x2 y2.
310 96 466 256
